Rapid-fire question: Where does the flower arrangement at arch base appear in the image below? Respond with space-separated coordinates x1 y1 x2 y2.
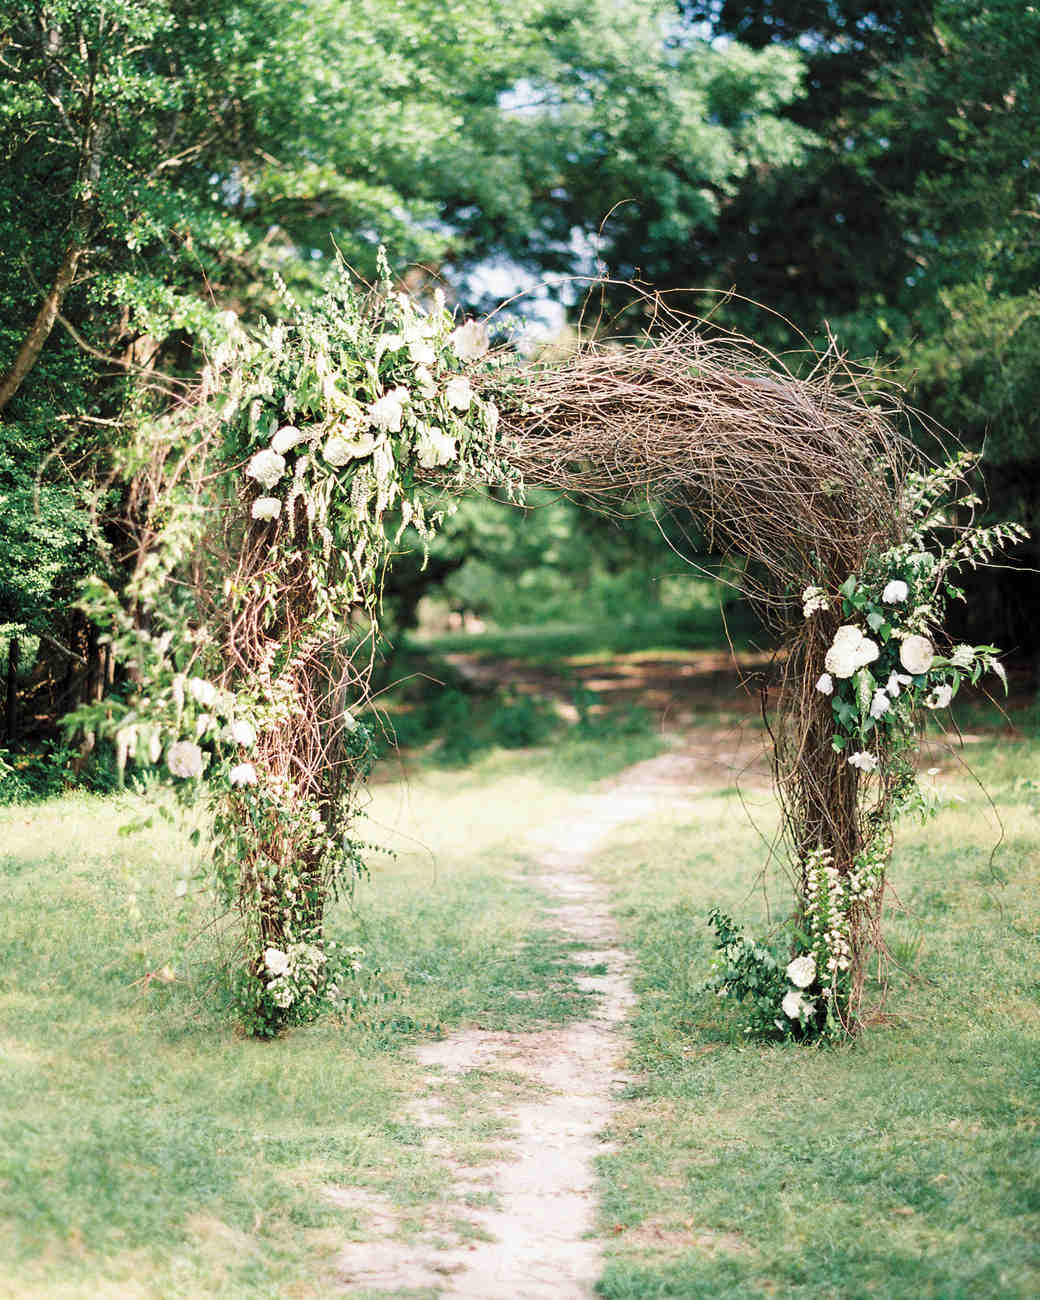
707 454 1025 1042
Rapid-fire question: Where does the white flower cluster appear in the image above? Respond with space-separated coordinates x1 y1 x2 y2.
262 941 328 1010
802 585 830 618
804 849 852 979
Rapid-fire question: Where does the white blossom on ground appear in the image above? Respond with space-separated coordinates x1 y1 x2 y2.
167 740 205 779
848 750 879 772
816 672 834 695
251 496 281 520
786 954 817 988
882 579 909 603
869 689 890 720
188 677 217 707
229 761 257 786
264 947 290 977
271 425 309 454
824 625 880 678
246 448 286 490
450 319 489 361
444 375 472 411
368 387 408 432
925 683 954 710
885 671 913 698
324 431 377 465
949 644 975 669
415 425 458 468
899 633 935 675
802 585 829 618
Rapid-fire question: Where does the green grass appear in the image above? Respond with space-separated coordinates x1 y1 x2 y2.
585 736 1040 1299
0 742 641 1298
1 724 1036 1297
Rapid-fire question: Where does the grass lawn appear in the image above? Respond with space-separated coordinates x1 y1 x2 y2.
1 719 1036 1297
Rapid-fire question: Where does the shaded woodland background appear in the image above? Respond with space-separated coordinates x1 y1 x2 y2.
2 0 1037 759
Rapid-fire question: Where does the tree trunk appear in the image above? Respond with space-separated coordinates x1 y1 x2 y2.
4 638 19 746
0 243 86 414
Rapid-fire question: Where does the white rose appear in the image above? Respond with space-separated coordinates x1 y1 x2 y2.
450 319 490 361
925 683 954 710
251 496 281 521
949 645 975 669
246 449 286 490
368 387 408 432
444 376 472 411
899 634 935 675
847 750 879 772
882 579 909 603
263 947 290 977
229 762 257 787
188 677 217 707
324 432 377 466
167 740 205 779
413 365 438 399
782 990 814 1020
225 719 256 748
786 954 817 989
270 425 308 454
815 673 834 696
415 425 458 468
408 340 436 366
824 626 879 678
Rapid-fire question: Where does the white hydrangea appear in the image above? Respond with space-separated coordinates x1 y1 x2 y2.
848 750 879 772
450 319 489 361
251 496 281 521
270 425 309 454
925 683 954 710
444 375 472 411
415 425 458 468
899 634 935 675
882 579 909 603
786 954 817 988
368 387 408 432
815 673 834 696
949 644 975 669
229 761 257 786
188 676 217 707
167 740 205 779
824 625 879 678
263 947 290 977
246 448 286 490
802 585 829 618
324 431 377 465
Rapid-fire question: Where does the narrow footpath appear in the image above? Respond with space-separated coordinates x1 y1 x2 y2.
331 752 706 1297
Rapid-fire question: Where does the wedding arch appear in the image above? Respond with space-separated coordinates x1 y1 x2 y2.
81 264 1021 1038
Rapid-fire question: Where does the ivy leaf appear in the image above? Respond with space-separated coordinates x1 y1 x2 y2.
832 734 847 752
866 610 885 632
838 576 857 598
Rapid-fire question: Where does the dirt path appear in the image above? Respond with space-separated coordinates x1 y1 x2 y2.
330 754 700 1298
